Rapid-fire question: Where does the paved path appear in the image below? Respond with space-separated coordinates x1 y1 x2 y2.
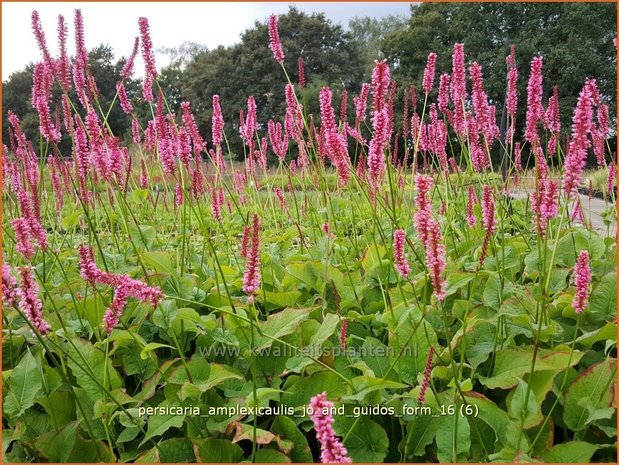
510 188 616 237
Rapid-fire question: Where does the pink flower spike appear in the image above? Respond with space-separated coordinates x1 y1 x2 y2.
466 186 478 227
2 264 18 307
309 392 352 463
422 52 437 94
268 14 285 64
425 219 446 301
418 346 434 405
242 214 261 299
393 229 411 278
572 250 591 313
298 56 306 88
17 266 51 335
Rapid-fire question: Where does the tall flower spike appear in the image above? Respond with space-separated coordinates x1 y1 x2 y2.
525 56 544 144
138 17 157 102
393 229 411 278
466 186 478 227
425 219 446 301
212 94 225 147
2 264 18 307
422 52 437 94
268 15 285 64
309 392 352 463
298 56 306 88
418 346 435 405
242 214 261 302
17 267 51 335
572 250 591 313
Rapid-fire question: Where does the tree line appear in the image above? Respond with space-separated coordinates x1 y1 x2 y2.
3 3 616 164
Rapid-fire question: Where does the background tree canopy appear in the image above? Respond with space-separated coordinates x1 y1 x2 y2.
3 3 616 161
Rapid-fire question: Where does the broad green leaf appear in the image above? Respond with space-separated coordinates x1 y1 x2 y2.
4 349 43 417
478 347 583 389
139 411 185 446
158 437 196 463
141 251 175 275
282 371 350 407
445 271 475 296
588 272 617 324
576 323 617 347
256 290 301 308
34 421 80 462
61 211 82 230
541 441 599 463
193 438 243 462
128 224 156 249
435 414 471 462
507 380 542 429
463 392 510 448
308 313 340 347
334 415 389 463
271 416 313 462
563 358 616 431
405 414 440 457
253 449 291 462
64 339 123 400
131 188 149 204
254 307 313 350
344 376 407 401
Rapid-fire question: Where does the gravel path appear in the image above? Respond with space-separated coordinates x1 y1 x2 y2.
510 188 616 237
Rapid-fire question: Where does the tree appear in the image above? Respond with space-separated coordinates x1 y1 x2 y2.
177 6 364 160
383 3 616 139
347 14 408 77
2 44 140 153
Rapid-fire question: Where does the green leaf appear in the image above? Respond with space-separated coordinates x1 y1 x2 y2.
541 441 599 463
128 224 156 249
34 421 80 462
256 290 302 308
507 380 542 429
255 307 313 350
405 414 440 457
282 371 350 407
344 376 407 401
555 230 605 266
193 438 243 462
271 416 313 462
61 211 82 231
131 188 149 204
253 449 291 462
4 349 43 417
142 251 176 275
139 410 185 446
435 414 471 462
588 272 617 324
308 313 340 347
576 323 617 347
334 415 389 462
478 347 583 389
463 392 510 448
140 342 175 360
563 358 616 431
64 339 123 401
158 437 195 463
445 271 475 295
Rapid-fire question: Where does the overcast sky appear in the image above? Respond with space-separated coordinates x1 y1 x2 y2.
2 2 413 80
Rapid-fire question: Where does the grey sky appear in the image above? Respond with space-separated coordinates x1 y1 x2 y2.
2 2 413 81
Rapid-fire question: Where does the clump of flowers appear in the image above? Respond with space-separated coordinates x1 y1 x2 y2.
78 246 162 332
